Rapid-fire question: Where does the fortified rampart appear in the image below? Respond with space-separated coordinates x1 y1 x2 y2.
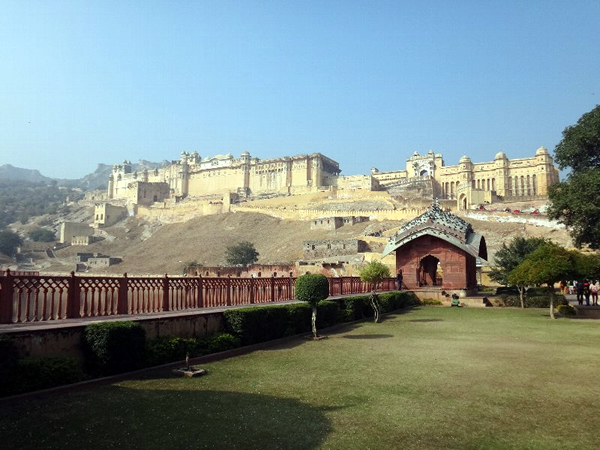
231 204 428 221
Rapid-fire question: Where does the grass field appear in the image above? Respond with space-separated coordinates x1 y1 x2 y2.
2 307 600 449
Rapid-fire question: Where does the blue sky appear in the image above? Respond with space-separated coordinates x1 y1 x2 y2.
1 0 599 179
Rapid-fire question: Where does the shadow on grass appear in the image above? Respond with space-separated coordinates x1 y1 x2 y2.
343 334 394 339
408 318 444 323
2 386 333 450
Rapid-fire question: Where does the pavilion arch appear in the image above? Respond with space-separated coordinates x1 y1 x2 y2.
382 203 487 291
458 193 468 210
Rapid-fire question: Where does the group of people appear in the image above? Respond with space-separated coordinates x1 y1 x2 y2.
564 280 600 306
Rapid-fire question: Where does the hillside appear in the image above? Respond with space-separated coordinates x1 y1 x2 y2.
38 206 574 276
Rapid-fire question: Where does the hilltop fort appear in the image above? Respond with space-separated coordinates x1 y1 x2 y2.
102 147 558 217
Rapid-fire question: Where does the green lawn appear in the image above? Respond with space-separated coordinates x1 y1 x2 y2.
3 307 600 450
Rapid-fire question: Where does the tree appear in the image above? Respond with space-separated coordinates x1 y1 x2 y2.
225 241 259 266
28 228 55 242
182 260 202 276
488 237 547 308
0 230 23 257
295 273 329 339
507 243 576 319
548 104 600 248
359 261 391 323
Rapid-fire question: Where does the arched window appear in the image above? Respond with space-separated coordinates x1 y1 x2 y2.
532 174 537 195
492 178 495 191
526 175 531 195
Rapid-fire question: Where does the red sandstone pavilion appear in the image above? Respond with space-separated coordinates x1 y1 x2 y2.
383 202 487 292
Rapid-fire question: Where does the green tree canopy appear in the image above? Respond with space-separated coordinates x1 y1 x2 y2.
27 228 55 242
0 230 23 257
359 261 391 323
225 241 259 266
488 237 547 286
553 104 600 172
507 243 576 319
548 104 600 248
295 273 329 338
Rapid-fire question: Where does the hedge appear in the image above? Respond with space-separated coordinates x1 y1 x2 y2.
223 291 417 345
82 321 147 376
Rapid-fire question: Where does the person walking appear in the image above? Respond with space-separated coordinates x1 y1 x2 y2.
583 280 591 306
591 281 599 306
396 270 403 291
576 280 584 305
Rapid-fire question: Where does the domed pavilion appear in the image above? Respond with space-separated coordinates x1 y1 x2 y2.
382 202 487 291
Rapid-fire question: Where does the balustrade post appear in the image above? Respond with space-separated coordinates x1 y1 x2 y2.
162 274 170 312
250 277 255 304
198 275 203 308
340 276 344 295
66 271 80 318
227 276 232 306
0 269 14 324
117 273 128 315
271 275 275 302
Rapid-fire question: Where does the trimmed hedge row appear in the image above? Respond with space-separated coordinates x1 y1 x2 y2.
1 291 418 397
224 291 419 345
496 293 567 308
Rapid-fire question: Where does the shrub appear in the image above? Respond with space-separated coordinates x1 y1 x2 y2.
0 335 20 396
203 333 241 353
420 298 443 306
496 286 519 296
224 306 290 345
496 293 566 308
286 303 312 334
15 358 84 393
146 336 199 366
339 296 372 320
83 322 147 376
295 274 329 306
557 304 577 316
316 300 339 328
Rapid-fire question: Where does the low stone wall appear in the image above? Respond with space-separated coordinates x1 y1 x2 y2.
231 205 427 221
5 312 224 361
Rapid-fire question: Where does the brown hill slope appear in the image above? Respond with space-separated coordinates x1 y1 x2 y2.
51 212 383 275
45 209 573 276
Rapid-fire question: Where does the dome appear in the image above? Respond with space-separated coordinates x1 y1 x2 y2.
536 146 549 156
427 149 434 154
459 155 472 164
494 151 507 160
413 151 419 157
241 151 251 157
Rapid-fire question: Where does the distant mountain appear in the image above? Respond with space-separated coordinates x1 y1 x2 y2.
0 160 170 192
0 164 52 183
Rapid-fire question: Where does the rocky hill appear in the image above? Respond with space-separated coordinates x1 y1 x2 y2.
0 164 51 183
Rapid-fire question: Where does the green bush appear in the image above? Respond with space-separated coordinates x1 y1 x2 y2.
203 333 241 354
224 306 290 345
420 298 443 306
379 291 419 312
14 358 84 394
496 286 519 296
0 335 20 396
339 296 372 320
557 304 577 316
286 303 312 334
83 322 147 376
295 274 329 306
146 336 199 366
316 300 339 328
496 293 566 308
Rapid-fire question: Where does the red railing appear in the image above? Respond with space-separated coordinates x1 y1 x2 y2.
0 270 397 324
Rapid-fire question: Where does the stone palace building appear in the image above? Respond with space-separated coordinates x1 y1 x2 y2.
106 147 559 210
